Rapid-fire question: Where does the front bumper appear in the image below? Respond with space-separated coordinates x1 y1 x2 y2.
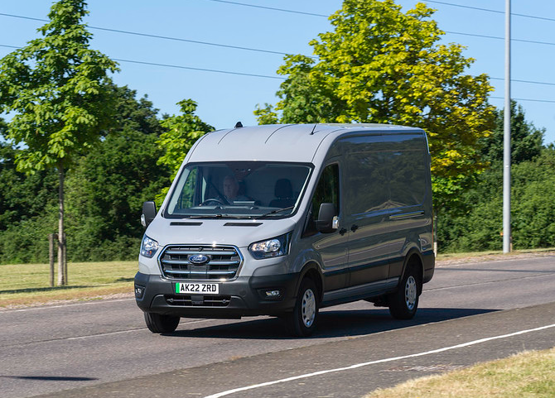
134 272 299 318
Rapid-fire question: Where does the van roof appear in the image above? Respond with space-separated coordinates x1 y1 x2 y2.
186 123 424 163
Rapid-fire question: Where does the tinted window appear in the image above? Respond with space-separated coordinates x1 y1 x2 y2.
342 135 427 215
311 163 340 223
389 150 427 207
304 164 340 236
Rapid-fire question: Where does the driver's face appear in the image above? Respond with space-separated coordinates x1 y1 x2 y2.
223 177 239 199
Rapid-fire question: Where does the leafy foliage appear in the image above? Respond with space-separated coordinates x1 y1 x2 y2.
65 129 170 261
0 0 119 274
256 0 496 209
0 84 171 263
481 100 545 164
439 149 555 252
156 99 213 204
110 85 163 136
0 0 119 172
0 140 58 230
253 104 279 125
157 99 213 176
438 100 552 252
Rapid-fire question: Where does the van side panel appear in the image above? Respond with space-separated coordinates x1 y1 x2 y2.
339 133 432 288
383 135 434 280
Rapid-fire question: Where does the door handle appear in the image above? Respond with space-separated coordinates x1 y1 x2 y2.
350 224 359 232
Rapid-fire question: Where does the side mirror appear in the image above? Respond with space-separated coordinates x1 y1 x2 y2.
141 201 157 228
316 203 338 233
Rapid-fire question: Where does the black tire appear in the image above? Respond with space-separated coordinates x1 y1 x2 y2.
388 263 421 320
144 312 180 333
285 278 319 337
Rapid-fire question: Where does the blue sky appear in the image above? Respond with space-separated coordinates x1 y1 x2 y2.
1 0 554 144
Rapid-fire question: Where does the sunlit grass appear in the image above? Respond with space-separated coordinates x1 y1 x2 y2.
366 348 555 398
0 261 137 307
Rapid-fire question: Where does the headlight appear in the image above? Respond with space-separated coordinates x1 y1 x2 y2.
140 235 159 258
249 232 292 260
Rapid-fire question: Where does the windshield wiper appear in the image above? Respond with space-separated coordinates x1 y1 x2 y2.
261 206 295 217
183 214 225 219
184 214 254 219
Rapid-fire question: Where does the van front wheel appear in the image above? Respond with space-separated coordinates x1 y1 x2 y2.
144 312 180 333
388 264 421 320
285 278 319 337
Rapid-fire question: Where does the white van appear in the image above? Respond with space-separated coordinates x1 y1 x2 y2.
135 124 435 336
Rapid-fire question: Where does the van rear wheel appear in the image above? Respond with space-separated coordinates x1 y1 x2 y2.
388 264 421 320
285 278 319 337
144 312 180 333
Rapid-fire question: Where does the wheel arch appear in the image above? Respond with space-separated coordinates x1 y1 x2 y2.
297 261 324 303
399 249 424 295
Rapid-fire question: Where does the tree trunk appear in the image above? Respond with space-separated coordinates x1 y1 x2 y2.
49 233 55 287
57 161 66 286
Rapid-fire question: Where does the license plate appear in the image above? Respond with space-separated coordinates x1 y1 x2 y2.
175 282 219 295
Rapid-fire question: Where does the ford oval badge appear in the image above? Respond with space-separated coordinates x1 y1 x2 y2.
189 254 209 265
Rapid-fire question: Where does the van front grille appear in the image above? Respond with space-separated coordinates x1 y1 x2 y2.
165 295 231 307
159 245 242 280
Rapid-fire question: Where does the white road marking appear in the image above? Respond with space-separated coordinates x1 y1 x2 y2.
204 323 555 398
66 329 145 340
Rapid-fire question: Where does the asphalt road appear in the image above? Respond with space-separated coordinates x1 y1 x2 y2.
1 254 554 398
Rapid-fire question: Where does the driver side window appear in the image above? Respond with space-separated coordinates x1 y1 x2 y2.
175 167 198 209
304 164 340 236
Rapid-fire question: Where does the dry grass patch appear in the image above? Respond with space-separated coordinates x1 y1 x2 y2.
366 348 555 398
436 248 555 267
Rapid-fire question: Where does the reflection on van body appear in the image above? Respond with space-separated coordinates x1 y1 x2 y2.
135 124 435 336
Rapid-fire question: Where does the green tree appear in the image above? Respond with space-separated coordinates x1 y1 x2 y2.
0 140 58 231
64 84 169 261
0 85 169 263
0 0 118 283
156 99 213 204
438 100 553 252
481 100 544 164
439 148 555 252
510 148 555 249
256 0 495 210
111 85 163 136
253 104 279 125
0 120 59 263
66 129 170 261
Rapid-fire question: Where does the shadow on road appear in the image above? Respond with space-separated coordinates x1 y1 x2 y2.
165 307 497 340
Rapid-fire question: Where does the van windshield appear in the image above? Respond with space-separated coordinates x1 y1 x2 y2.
165 162 313 219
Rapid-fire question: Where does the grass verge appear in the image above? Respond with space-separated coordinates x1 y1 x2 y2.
365 348 555 398
0 261 137 308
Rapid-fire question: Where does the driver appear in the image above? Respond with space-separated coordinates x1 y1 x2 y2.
223 175 248 202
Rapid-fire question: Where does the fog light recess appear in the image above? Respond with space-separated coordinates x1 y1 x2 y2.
264 289 282 299
135 285 145 299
